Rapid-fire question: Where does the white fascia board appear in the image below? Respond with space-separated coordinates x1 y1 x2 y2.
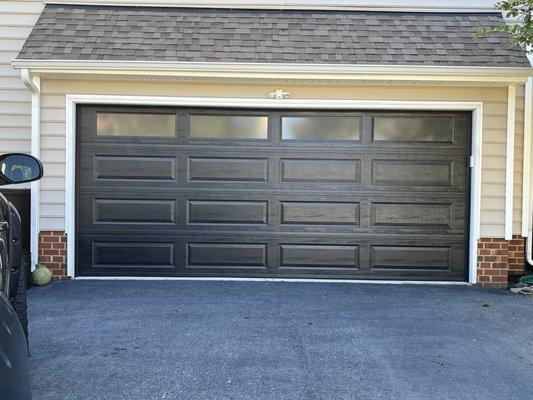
10 60 533 84
45 0 498 13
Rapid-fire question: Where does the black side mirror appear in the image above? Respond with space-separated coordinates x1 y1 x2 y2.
0 153 43 186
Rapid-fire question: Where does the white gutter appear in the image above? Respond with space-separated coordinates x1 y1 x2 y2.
10 60 533 84
44 0 498 13
20 69 40 271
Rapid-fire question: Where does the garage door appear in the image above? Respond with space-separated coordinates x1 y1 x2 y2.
76 106 470 280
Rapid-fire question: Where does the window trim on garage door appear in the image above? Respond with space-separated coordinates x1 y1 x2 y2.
64 94 483 283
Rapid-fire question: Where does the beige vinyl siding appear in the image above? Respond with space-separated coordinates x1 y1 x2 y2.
514 85 525 236
0 0 44 188
38 79 515 236
478 86 525 237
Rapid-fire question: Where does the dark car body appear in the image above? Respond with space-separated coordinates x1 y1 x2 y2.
0 154 44 400
0 292 31 400
0 193 31 400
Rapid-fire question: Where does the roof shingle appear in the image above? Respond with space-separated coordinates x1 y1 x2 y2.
16 4 531 67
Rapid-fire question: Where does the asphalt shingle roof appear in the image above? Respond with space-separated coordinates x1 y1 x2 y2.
16 4 531 67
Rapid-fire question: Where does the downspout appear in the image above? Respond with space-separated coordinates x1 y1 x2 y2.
524 77 533 266
20 68 40 271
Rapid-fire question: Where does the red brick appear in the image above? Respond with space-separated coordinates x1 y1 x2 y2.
38 231 67 278
42 249 59 256
42 236 60 243
483 269 503 276
476 237 526 288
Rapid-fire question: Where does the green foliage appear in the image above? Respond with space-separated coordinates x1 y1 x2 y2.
474 0 533 51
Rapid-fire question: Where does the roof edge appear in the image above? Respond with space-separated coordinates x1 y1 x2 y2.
12 60 533 84
45 1 499 13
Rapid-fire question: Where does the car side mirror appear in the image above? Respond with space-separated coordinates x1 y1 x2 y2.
0 153 43 186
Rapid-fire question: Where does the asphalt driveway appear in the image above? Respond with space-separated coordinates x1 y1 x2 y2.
28 280 533 400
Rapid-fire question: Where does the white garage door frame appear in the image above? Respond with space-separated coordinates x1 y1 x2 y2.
64 94 483 283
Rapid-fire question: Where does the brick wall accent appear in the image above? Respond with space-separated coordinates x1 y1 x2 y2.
477 236 525 289
508 235 526 277
38 231 67 278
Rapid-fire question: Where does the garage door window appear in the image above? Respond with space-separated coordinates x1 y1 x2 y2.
96 112 176 137
281 116 360 141
373 117 454 142
190 115 268 139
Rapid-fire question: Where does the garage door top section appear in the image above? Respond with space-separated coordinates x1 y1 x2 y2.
76 106 470 280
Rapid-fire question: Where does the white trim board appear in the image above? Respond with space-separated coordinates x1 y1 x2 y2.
64 94 484 283
12 60 532 85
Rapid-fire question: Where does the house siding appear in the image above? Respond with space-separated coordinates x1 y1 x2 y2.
514 85 525 235
0 0 44 188
37 79 524 239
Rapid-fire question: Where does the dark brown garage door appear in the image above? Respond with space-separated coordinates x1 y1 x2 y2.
76 105 470 280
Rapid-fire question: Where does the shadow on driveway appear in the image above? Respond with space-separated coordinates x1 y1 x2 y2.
28 280 533 400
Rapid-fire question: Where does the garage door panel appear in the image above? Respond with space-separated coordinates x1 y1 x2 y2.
187 157 268 182
280 158 361 183
370 203 452 229
78 195 466 235
77 237 179 275
78 152 179 186
371 159 453 186
94 199 176 225
370 245 452 270
187 200 268 225
94 242 175 268
77 194 180 231
77 236 465 279
279 244 359 269
187 243 268 269
94 155 177 182
77 107 470 280
280 201 360 226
